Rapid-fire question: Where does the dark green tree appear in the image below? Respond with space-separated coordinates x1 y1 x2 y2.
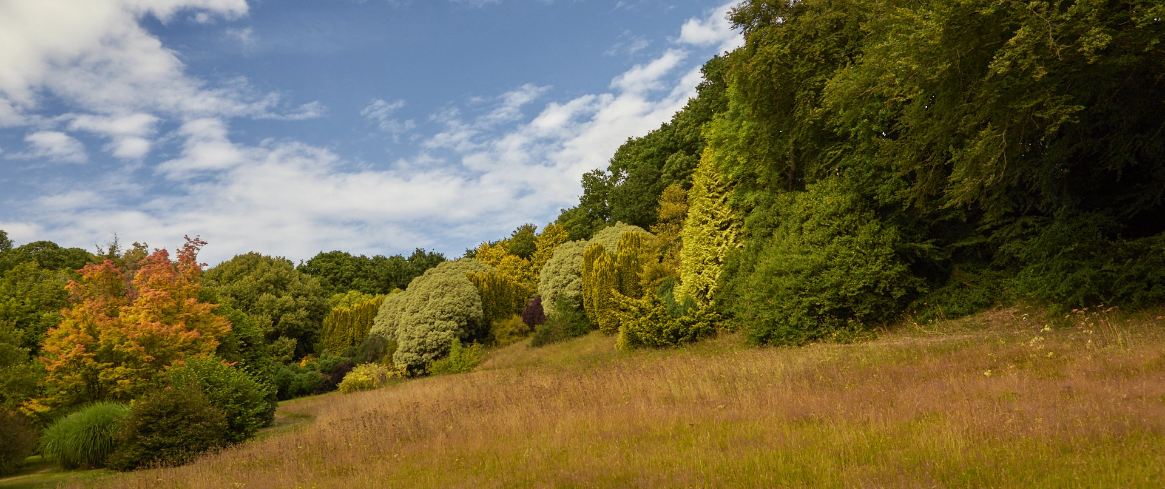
203 253 330 359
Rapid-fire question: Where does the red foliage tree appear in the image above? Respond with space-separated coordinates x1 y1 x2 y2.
32 237 229 415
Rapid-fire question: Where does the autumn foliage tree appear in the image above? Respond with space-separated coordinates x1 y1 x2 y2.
33 237 229 415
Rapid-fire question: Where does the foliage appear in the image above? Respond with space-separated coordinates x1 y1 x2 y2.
724 179 922 345
319 295 384 355
531 223 569 274
35 237 230 414
490 314 531 347
369 259 492 372
507 224 538 260
213 304 279 391
641 184 688 292
0 321 43 414
529 295 595 347
328 290 377 309
1001 214 1165 311
614 294 718 350
701 0 1165 328
352 330 394 365
587 222 649 253
166 356 275 443
427 338 485 375
337 363 404 394
536 240 589 317
0 409 37 476
107 385 229 471
313 356 356 395
467 270 530 333
296 249 445 296
203 252 329 359
39 401 130 469
581 242 620 334
677 149 740 307
0 261 72 355
274 363 324 400
521 295 546 329
0 240 94 275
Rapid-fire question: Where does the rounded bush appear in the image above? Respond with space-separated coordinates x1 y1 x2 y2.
371 259 492 372
536 240 588 316
521 296 546 329
726 178 921 345
167 356 276 443
39 401 130 469
337 363 403 394
108 385 230 471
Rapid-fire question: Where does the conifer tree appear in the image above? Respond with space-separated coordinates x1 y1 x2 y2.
677 149 740 306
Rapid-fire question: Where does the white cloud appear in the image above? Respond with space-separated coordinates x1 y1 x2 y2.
17 131 88 163
2 0 737 263
610 49 688 93
677 1 744 53
68 112 159 159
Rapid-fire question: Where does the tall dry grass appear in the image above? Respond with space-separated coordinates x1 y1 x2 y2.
80 307 1165 488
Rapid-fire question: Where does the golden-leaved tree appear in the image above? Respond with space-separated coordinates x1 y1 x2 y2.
32 237 229 415
677 149 740 306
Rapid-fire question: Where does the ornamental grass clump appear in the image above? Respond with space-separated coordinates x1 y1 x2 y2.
39 401 130 469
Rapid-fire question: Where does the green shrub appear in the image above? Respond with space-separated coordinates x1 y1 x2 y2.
725 178 922 346
108 385 229 471
371 259 492 372
39 401 130 469
490 314 531 347
615 294 718 350
167 356 275 443
536 240 588 316
0 410 37 476
1001 214 1165 311
530 296 595 347
428 338 485 375
337 363 404 394
274 363 325 400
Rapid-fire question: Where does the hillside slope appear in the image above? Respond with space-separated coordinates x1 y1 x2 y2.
78 307 1165 488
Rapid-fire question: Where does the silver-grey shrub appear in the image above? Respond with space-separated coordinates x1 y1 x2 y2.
370 259 492 371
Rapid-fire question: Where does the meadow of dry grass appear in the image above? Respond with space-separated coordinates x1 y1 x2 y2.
77 307 1165 488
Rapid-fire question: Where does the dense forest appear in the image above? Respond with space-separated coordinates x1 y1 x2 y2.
1 0 1162 476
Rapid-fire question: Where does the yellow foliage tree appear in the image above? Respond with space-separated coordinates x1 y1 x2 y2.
531 222 569 274
581 243 621 334
465 270 530 329
642 184 688 293
319 295 385 355
677 148 740 306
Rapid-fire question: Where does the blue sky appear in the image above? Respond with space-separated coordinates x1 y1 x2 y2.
0 0 742 265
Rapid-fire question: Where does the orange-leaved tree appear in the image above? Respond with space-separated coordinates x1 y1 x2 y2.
32 236 229 415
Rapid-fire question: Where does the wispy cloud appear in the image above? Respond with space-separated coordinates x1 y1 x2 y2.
362 99 416 142
677 2 744 53
12 131 88 163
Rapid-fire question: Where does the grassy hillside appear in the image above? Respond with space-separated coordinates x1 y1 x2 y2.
53 306 1165 488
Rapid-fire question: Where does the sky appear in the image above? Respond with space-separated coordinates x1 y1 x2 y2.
0 0 743 265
